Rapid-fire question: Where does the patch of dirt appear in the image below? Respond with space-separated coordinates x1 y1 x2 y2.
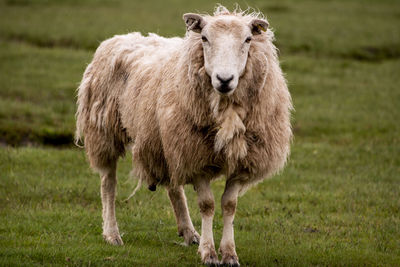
0 130 74 147
4 33 94 51
344 44 400 62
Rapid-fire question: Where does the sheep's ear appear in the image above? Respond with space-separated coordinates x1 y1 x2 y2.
250 19 269 35
183 13 206 33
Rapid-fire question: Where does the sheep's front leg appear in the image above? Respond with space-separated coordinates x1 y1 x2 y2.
167 186 200 245
100 163 123 245
193 178 218 265
219 181 241 266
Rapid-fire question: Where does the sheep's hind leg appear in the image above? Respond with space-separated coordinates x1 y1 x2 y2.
100 162 123 246
167 186 200 245
193 178 218 265
219 181 241 266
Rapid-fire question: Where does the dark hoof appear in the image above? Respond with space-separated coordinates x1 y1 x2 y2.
220 254 239 267
179 228 200 246
200 249 219 266
103 234 124 246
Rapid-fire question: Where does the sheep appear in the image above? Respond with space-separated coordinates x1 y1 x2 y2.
75 5 292 266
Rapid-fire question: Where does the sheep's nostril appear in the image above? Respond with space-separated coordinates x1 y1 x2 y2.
216 74 234 85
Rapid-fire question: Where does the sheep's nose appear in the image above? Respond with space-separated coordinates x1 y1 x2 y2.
212 73 237 95
216 74 234 85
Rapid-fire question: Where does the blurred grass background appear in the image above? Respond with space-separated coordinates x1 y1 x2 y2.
0 0 399 145
0 0 399 266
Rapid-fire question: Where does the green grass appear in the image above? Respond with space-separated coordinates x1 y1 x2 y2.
1 142 399 266
0 0 399 265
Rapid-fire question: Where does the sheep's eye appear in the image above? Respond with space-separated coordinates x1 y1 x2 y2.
201 36 208 42
245 37 252 43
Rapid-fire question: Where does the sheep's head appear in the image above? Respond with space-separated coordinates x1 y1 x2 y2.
184 12 268 96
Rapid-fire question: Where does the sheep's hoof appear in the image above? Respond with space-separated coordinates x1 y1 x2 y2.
199 246 219 266
204 253 219 267
180 228 200 245
220 254 239 267
190 231 201 245
103 233 124 246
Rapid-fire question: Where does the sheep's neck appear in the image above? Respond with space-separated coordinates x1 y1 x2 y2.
211 96 247 174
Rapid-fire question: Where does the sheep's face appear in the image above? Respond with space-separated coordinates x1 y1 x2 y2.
184 13 268 96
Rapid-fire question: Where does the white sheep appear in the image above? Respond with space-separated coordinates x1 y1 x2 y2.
76 6 292 266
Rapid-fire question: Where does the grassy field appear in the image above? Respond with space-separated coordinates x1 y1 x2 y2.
1 0 399 265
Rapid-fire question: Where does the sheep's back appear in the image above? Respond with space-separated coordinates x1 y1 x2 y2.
118 33 183 139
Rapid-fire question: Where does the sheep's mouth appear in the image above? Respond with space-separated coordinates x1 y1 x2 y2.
215 85 234 95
